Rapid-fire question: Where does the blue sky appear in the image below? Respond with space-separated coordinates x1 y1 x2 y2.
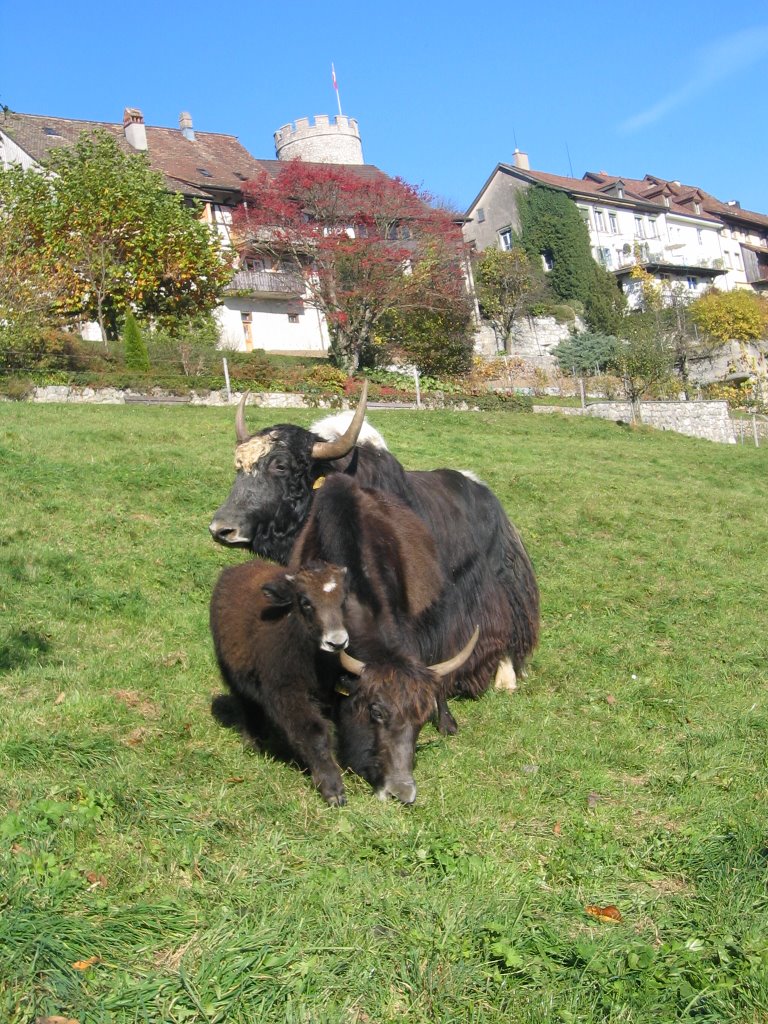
3 1 768 214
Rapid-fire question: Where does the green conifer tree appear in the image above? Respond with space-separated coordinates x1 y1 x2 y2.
123 312 150 372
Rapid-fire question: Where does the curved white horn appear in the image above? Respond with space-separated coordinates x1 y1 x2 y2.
311 381 369 460
430 626 480 678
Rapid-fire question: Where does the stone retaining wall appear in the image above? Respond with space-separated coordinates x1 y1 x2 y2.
534 400 736 444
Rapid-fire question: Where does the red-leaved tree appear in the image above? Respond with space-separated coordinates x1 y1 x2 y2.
232 162 471 371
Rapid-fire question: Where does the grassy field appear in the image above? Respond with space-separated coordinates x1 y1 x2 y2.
1 401 767 1024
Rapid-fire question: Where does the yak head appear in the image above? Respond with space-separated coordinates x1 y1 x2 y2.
262 561 350 654
335 627 479 805
209 383 369 563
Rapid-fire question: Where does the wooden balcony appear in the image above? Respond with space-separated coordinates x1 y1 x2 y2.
226 269 304 298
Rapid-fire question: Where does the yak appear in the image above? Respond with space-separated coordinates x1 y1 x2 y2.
335 628 479 805
209 382 539 698
209 559 350 806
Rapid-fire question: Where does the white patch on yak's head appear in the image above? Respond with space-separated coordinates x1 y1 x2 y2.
323 579 337 593
310 411 389 451
234 434 277 473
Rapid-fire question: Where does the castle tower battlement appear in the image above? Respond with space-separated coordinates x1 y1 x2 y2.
274 114 364 165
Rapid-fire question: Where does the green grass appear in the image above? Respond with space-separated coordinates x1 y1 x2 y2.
1 403 767 1024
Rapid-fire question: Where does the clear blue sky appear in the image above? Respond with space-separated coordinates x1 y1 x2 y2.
3 1 768 214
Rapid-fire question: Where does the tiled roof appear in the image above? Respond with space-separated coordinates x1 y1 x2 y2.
513 166 724 223
0 111 393 202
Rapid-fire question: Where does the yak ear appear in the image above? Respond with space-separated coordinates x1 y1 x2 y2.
261 579 294 609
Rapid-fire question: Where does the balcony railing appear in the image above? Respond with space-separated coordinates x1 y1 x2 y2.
226 269 305 296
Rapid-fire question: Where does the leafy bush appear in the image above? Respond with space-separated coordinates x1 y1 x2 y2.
0 375 34 400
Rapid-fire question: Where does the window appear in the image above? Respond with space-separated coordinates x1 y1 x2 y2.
687 276 699 289
725 252 732 268
694 201 701 214
578 207 590 226
594 210 605 231
597 247 612 268
697 229 703 246
647 219 658 238
634 216 645 238
735 251 742 269
663 196 670 208
608 213 618 234
197 167 213 178
499 228 513 251
243 257 265 272
288 313 299 324
476 207 485 223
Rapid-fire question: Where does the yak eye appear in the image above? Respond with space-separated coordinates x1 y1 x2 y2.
369 703 386 724
270 459 289 475
299 596 313 613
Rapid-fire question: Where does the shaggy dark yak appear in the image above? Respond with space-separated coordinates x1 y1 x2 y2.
290 472 478 801
209 382 539 698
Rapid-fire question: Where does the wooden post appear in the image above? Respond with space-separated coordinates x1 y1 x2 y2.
413 366 422 410
222 358 231 403
753 415 759 448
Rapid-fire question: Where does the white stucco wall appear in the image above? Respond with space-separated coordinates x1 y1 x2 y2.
215 298 329 354
0 130 39 170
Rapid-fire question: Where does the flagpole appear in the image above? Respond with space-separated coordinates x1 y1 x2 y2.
332 63 343 117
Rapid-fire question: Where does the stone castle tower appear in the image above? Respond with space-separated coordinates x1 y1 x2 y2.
274 115 364 165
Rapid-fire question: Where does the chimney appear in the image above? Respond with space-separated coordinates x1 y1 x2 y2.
512 148 529 170
123 107 147 151
727 199 741 208
179 111 195 142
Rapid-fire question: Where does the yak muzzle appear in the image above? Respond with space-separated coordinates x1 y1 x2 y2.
209 519 252 547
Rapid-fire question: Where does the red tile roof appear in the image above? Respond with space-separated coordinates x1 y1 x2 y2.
0 111 393 202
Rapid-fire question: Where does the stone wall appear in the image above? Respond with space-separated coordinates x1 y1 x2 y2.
534 399 736 444
474 315 581 363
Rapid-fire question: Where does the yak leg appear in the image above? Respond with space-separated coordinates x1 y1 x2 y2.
265 690 346 807
493 656 517 692
434 694 458 735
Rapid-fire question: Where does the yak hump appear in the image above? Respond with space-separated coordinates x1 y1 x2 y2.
311 411 389 451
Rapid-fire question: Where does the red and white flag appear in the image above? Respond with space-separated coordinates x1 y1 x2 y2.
332 64 338 91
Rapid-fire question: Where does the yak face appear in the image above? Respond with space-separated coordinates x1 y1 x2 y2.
336 627 479 804
209 385 370 564
262 561 350 654
209 427 318 560
335 661 438 805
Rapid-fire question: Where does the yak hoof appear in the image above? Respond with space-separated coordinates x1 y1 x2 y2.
494 657 517 692
436 701 458 736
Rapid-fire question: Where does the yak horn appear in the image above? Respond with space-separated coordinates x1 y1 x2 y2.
311 380 369 461
429 626 480 678
235 391 251 444
339 650 366 677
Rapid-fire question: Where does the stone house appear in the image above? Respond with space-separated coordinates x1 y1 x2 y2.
0 108 394 354
464 152 768 309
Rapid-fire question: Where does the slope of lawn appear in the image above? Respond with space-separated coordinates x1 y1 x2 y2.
1 401 767 1024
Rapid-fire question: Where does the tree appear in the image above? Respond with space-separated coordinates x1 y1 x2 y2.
516 184 625 333
474 246 536 353
610 314 676 423
690 288 768 344
232 162 470 372
0 131 233 342
123 312 150 371
0 165 66 348
553 331 618 375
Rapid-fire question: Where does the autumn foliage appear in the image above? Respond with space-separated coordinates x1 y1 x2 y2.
232 162 472 371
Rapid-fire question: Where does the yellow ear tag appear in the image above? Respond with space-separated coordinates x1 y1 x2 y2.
313 476 326 490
